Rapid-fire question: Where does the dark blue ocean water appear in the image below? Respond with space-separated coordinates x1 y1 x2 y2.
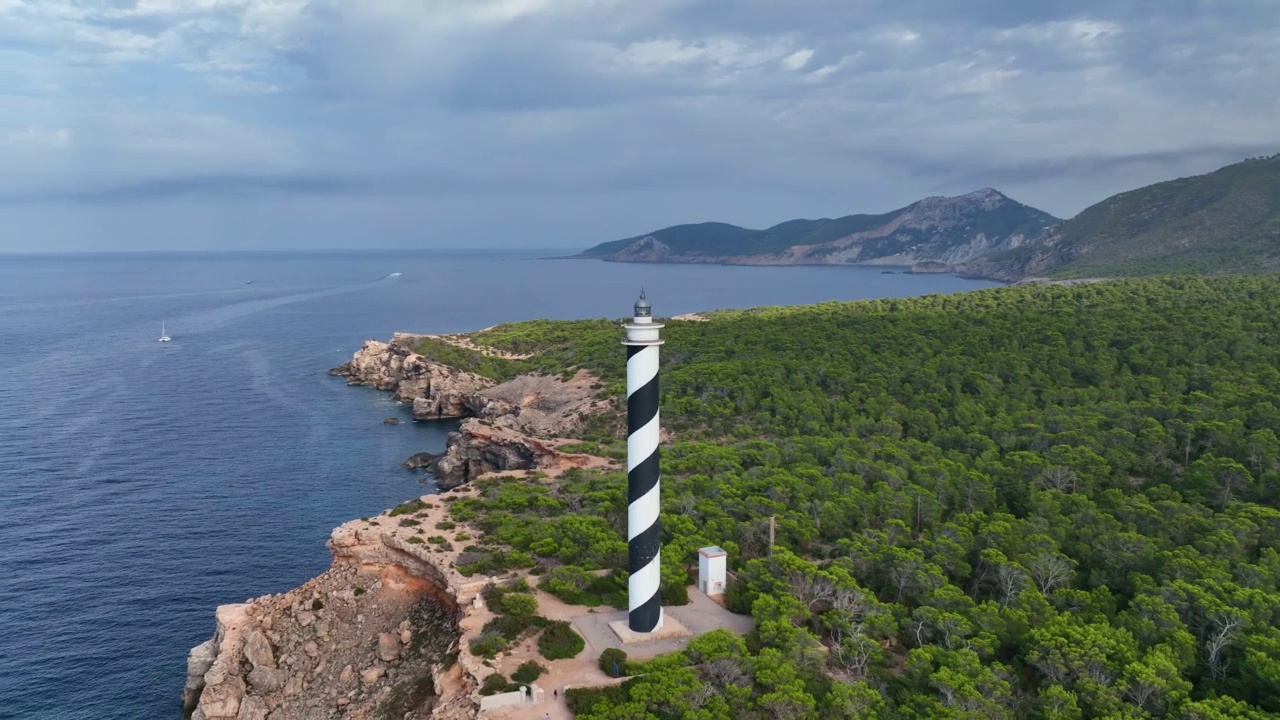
0 250 996 719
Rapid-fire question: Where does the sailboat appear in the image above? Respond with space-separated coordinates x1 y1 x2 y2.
158 322 171 343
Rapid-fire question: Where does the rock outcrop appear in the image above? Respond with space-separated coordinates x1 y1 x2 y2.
183 510 476 720
333 336 615 487
430 419 601 489
329 335 494 421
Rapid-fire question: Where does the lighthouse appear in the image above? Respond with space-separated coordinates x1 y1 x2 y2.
623 291 663 633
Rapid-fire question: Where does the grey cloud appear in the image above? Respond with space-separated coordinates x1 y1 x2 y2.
865 144 1280 190
0 0 1278 251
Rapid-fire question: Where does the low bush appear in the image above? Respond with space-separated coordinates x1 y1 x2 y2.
483 614 534 643
468 632 506 659
537 620 584 660
406 536 424 545
541 565 627 608
436 520 456 530
500 592 538 618
598 648 627 677
478 673 520 696
565 684 631 715
389 499 424 517
511 660 546 683
661 581 689 606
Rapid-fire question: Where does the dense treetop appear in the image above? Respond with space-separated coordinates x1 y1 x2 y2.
439 276 1280 719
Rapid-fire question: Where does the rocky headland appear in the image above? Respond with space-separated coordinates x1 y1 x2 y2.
186 330 617 719
329 333 614 488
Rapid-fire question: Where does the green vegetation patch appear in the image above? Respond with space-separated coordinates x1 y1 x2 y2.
444 276 1280 718
537 620 585 660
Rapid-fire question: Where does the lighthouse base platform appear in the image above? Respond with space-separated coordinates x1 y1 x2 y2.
607 615 693 644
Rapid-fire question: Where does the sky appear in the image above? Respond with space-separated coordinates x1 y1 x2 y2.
0 0 1278 252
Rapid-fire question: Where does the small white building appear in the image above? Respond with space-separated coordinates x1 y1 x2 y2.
698 545 727 596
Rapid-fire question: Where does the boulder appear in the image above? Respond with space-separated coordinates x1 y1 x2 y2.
236 697 267 720
197 674 245 720
401 451 436 470
377 633 401 662
242 631 275 670
247 667 288 693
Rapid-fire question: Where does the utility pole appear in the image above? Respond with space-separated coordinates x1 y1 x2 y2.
768 515 776 557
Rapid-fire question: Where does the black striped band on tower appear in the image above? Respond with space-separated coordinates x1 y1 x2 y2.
627 342 662 632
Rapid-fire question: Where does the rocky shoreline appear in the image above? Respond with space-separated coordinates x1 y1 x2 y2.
329 333 613 487
184 332 615 719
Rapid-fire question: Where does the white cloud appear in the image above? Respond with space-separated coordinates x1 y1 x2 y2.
2 126 71 149
781 48 814 70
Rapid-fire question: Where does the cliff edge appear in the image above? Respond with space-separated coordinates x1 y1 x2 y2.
183 497 489 720
330 333 615 488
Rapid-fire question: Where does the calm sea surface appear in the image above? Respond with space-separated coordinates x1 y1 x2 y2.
0 250 997 719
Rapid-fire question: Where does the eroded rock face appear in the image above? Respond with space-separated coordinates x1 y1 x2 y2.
184 524 469 720
328 336 494 420
429 419 599 489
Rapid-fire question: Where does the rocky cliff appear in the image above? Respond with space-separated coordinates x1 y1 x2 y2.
329 334 495 420
331 336 614 487
183 501 478 720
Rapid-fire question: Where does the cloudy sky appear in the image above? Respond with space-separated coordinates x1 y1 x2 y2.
1 0 1277 252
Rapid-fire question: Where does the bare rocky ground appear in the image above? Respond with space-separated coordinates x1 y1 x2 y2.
185 565 458 720
184 495 490 720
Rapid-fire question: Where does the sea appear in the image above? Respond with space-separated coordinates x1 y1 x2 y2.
0 250 997 719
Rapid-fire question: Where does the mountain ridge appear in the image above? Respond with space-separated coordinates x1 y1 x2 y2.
578 155 1280 280
576 188 1061 270
958 154 1280 281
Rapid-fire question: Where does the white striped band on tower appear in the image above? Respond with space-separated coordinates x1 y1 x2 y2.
623 292 663 633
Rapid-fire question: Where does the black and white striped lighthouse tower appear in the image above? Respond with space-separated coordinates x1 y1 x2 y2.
623 291 663 633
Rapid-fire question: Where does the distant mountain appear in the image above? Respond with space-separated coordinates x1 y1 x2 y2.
575 189 1060 269
959 155 1280 281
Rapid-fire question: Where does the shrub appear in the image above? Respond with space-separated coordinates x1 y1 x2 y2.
354 587 366 597
436 520 456 530
488 614 534 640
500 592 538 618
468 632 506 659
511 660 546 683
479 673 518 696
427 535 447 544
661 581 690 606
599 648 628 677
537 620 585 660
455 532 471 541
399 518 421 527
407 536 425 545
311 599 325 611
541 566 628 608
565 684 631 715
722 578 752 615
389 500 424 517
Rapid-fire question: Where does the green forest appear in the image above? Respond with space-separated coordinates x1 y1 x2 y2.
433 276 1280 719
